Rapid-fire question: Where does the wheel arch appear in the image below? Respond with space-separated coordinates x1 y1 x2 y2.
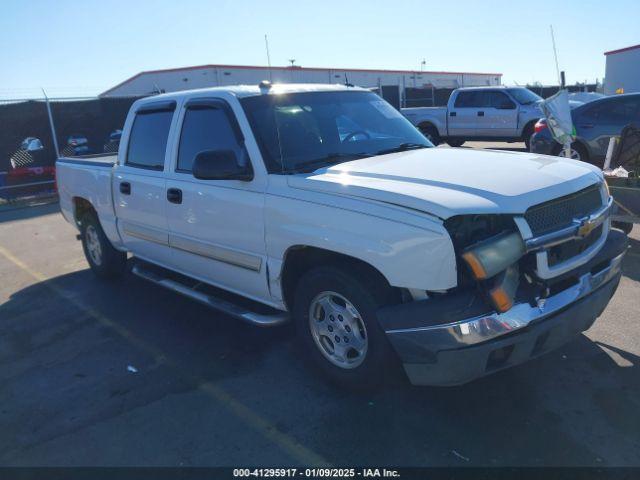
417 120 438 132
71 196 123 249
417 120 443 137
521 119 538 137
279 245 401 311
72 196 97 227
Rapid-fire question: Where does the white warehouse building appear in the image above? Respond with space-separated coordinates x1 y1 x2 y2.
100 63 502 101
604 44 640 95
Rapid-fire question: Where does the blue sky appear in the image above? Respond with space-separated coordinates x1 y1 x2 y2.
1 0 638 98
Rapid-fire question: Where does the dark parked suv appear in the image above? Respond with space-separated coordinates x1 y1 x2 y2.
530 93 640 165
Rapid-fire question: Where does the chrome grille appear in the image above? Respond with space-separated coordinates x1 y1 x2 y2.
525 184 602 236
547 224 603 266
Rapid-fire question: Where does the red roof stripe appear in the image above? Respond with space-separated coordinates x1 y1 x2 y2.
604 44 640 56
100 63 502 96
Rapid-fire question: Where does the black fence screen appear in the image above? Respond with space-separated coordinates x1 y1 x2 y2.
0 96 144 201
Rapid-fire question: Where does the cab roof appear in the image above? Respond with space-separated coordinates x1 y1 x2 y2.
148 83 368 101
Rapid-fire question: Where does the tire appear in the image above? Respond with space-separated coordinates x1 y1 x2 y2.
523 123 535 150
446 139 465 148
612 221 634 235
419 124 441 146
556 142 590 164
292 265 400 389
80 212 127 279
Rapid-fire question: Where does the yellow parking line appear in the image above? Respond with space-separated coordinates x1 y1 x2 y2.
0 244 329 467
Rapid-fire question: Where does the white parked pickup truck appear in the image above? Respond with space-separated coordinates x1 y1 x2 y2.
402 86 544 149
56 83 627 388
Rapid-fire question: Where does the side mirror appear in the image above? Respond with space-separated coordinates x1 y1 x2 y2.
192 149 253 181
498 101 516 110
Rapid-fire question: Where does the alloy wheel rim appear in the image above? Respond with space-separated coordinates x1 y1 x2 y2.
559 148 581 160
308 291 368 369
85 225 103 266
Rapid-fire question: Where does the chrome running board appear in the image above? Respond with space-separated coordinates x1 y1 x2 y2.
131 263 289 327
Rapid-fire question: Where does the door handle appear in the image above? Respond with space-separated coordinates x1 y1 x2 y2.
477 111 485 117
450 112 457 117
167 188 182 204
580 124 594 129
120 182 131 195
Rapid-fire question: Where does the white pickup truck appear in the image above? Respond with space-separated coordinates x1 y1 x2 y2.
56 83 627 388
402 86 544 149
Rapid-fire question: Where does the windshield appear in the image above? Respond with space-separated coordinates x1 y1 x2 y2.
240 91 432 173
507 88 542 105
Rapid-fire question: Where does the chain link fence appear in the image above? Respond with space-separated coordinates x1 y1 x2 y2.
0 95 145 204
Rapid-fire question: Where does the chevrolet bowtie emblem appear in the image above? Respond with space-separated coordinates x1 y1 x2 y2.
577 218 598 238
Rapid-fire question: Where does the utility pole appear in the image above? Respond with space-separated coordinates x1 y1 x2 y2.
42 89 60 158
288 59 296 82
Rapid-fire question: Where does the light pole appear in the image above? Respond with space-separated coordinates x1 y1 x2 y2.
288 59 296 82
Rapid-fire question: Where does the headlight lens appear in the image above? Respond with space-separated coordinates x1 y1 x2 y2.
461 231 525 280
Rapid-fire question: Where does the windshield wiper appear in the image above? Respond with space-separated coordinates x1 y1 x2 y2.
375 143 430 156
283 152 370 174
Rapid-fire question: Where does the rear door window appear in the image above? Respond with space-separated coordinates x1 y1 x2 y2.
454 91 484 108
126 106 175 170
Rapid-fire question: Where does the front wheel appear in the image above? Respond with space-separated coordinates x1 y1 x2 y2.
446 139 465 148
80 213 127 279
293 266 400 389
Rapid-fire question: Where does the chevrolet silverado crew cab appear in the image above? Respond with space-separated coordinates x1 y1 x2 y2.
402 86 543 149
56 83 627 388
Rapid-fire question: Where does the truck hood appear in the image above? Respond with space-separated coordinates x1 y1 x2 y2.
287 148 603 219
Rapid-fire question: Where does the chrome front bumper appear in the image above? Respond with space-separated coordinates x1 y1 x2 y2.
387 251 623 350
383 229 627 386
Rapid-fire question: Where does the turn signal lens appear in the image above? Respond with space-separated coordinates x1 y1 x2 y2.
489 265 520 313
462 251 487 279
490 287 513 312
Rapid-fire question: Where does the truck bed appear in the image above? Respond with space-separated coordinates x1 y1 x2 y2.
56 153 119 243
56 153 117 168
401 107 447 134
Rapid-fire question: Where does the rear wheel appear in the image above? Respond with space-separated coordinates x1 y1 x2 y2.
80 213 127 279
446 139 465 148
556 142 590 163
419 124 441 146
292 265 400 389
